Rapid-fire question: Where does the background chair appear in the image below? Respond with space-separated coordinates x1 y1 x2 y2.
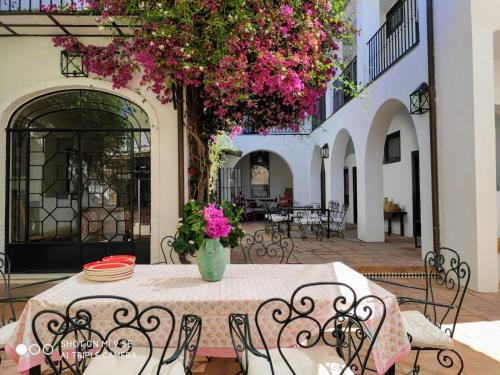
32 295 202 375
158 234 194 265
238 230 297 264
229 282 386 375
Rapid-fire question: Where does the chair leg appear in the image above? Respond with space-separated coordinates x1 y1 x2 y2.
437 349 464 375
412 349 421 374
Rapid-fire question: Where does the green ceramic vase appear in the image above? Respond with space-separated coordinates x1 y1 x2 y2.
196 238 227 282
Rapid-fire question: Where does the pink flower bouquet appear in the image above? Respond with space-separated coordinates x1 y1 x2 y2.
202 203 232 239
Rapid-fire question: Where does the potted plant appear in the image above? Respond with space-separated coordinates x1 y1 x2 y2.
174 200 243 281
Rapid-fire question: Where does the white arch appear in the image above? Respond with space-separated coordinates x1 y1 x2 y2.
330 128 357 205
233 149 294 201
359 98 420 242
0 78 165 262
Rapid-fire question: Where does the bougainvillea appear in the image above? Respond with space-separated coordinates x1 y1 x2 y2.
51 0 352 200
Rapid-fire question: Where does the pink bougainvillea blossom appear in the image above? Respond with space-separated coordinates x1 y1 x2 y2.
51 0 349 130
202 204 232 238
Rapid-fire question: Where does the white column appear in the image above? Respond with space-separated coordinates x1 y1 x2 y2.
434 0 499 292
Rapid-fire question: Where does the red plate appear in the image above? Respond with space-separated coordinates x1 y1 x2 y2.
102 255 136 264
84 261 130 271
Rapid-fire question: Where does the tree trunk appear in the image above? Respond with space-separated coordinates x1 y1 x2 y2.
184 85 210 202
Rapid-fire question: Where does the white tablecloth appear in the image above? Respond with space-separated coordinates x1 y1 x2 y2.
6 262 410 374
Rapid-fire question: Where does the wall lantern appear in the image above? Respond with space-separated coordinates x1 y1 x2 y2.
60 50 88 78
409 82 430 114
320 143 330 159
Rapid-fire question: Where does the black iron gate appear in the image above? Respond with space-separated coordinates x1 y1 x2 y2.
6 90 151 272
217 168 242 203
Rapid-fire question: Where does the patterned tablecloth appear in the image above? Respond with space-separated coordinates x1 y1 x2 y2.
6 263 410 374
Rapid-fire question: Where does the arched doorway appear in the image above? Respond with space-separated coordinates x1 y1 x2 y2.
234 150 293 204
331 129 357 236
6 90 151 272
363 99 420 243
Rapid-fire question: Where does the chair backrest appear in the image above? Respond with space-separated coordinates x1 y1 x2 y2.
423 247 471 337
328 200 340 211
160 234 194 265
229 282 386 375
0 251 16 326
239 230 295 264
32 295 201 375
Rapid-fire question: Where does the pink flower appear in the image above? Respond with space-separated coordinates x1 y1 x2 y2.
281 5 293 17
202 204 232 238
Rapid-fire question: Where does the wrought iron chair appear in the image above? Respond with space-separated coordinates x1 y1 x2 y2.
327 203 349 238
264 206 289 234
229 282 386 375
157 234 194 265
0 252 68 362
374 248 470 374
32 295 202 375
238 230 297 264
297 205 324 240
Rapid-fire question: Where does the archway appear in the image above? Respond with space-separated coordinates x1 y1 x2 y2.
331 129 358 236
6 89 151 272
233 150 294 205
362 99 420 243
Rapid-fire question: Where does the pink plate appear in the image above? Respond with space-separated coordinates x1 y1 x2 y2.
84 261 130 271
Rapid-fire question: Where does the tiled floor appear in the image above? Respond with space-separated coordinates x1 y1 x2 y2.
1 223 499 374
237 222 425 273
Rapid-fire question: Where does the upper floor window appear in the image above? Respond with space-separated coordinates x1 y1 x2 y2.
384 131 401 164
386 0 405 35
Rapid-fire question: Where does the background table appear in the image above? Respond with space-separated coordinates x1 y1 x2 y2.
6 263 410 374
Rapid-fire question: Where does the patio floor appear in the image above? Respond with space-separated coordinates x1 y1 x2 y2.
1 223 499 374
236 221 425 274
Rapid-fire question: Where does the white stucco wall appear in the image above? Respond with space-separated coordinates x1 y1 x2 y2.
382 110 419 237
434 0 500 292
0 37 180 264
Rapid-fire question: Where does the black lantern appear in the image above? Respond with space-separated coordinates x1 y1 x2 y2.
60 50 88 77
320 143 329 159
409 82 430 114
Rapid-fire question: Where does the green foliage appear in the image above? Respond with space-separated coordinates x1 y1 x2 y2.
173 199 244 255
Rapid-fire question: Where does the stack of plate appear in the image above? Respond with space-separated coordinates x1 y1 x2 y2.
83 255 135 282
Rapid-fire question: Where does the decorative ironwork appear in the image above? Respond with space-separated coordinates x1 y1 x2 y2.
157 234 194 265
394 248 470 374
6 90 151 272
60 50 87 77
367 0 419 82
238 229 296 264
332 56 357 114
229 282 386 375
32 295 202 375
410 82 430 114
216 168 241 203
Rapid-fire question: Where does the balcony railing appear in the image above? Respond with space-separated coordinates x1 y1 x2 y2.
332 56 357 115
241 121 313 135
367 0 419 82
0 0 88 12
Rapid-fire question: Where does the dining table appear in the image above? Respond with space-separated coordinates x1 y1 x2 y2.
6 262 410 375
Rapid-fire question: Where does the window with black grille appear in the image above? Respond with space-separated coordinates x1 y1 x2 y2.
386 0 404 35
384 131 401 164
